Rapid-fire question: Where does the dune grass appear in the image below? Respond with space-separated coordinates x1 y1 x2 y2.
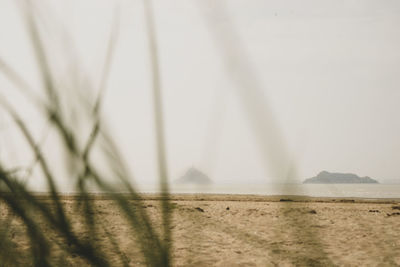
0 1 171 266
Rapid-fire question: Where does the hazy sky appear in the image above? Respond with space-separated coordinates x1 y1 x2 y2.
1 0 400 190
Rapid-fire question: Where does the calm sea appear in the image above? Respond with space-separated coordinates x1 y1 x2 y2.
139 183 400 199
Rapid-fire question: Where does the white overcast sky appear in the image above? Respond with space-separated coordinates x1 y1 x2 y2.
0 0 400 190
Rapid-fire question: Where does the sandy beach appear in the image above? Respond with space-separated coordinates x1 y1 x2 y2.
2 194 400 266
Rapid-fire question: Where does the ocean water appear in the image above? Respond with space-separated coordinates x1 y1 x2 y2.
139 183 400 199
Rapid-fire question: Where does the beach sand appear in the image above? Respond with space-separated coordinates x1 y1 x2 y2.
2 194 400 266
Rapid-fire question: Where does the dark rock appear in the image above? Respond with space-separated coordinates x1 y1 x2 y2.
387 212 400 217
195 207 204 212
392 206 400 210
279 199 293 202
226 207 230 210
303 171 379 184
309 210 317 214
369 210 380 213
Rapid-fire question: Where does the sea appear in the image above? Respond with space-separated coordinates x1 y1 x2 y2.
138 183 400 199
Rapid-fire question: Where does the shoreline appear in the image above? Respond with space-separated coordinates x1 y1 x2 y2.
5 192 400 204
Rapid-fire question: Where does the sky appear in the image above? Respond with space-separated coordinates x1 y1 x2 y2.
0 0 400 190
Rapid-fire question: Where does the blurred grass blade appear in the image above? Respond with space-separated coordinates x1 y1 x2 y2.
143 0 171 266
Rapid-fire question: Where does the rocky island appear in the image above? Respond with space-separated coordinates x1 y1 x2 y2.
303 171 379 184
175 167 212 185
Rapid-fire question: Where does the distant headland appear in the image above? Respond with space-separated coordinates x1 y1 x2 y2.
303 171 379 184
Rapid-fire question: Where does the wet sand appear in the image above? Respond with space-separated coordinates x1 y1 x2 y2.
2 194 400 266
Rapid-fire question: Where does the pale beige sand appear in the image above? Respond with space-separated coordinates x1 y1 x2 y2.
2 194 400 266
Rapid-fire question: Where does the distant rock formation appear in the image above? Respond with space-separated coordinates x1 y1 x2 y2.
303 171 379 184
175 167 212 185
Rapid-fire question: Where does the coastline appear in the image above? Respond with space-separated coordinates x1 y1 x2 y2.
18 192 400 204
